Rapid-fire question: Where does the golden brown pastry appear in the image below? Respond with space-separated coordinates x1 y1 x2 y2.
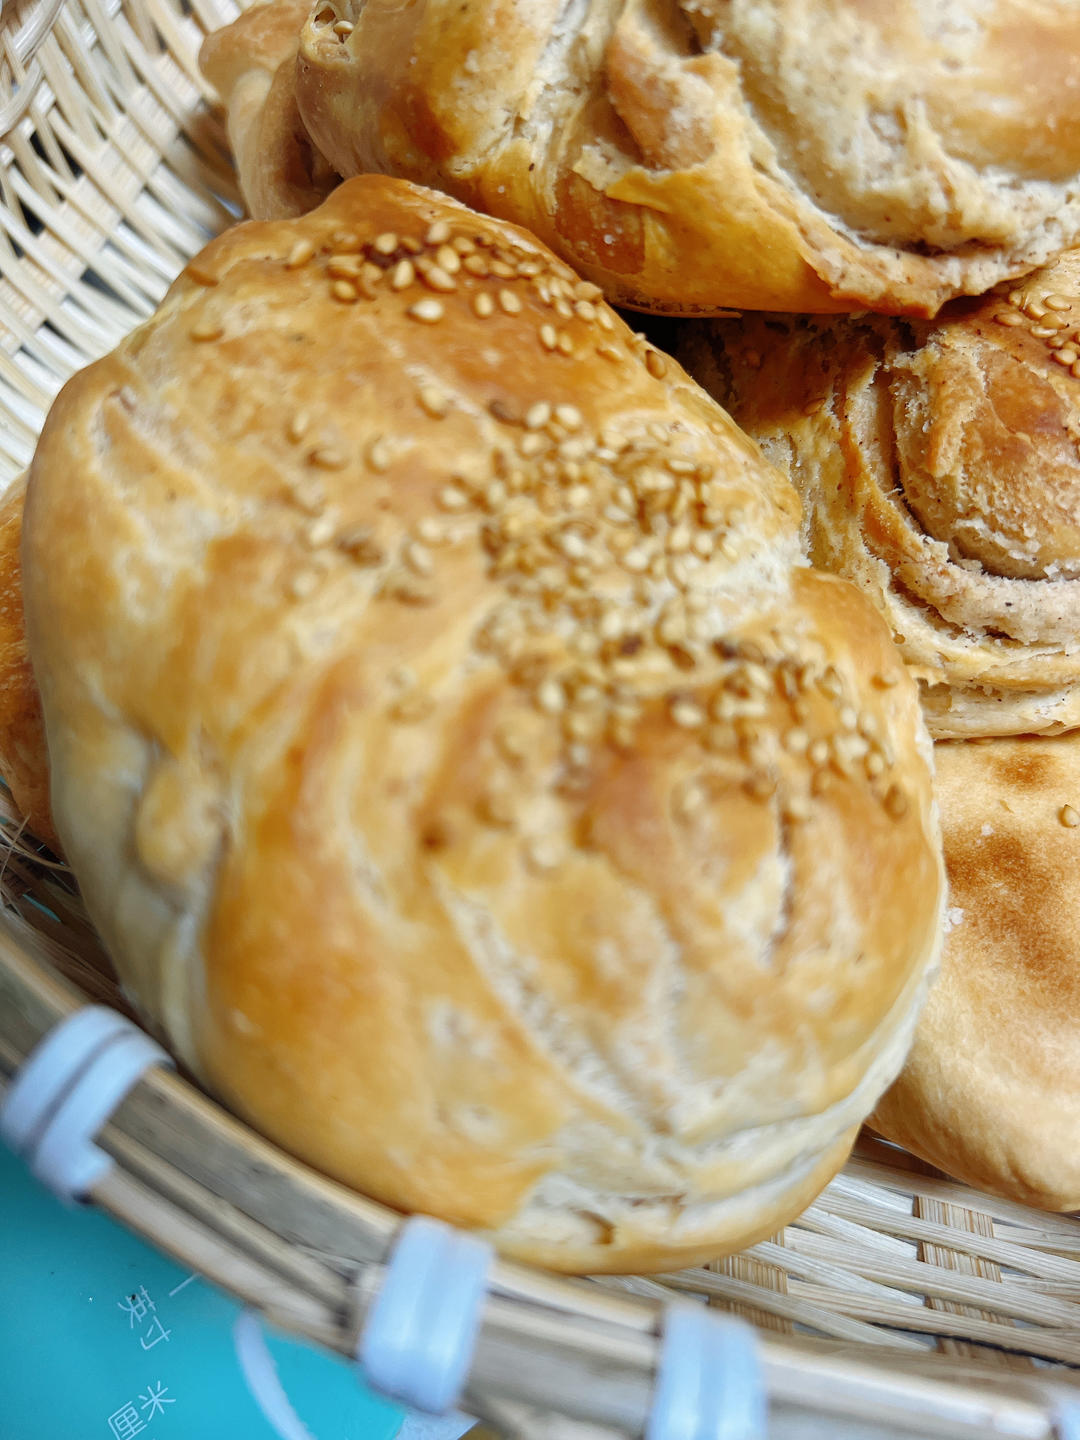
872 732 1080 1211
294 0 1080 317
680 249 1080 739
0 476 55 850
23 176 943 1272
200 1 338 221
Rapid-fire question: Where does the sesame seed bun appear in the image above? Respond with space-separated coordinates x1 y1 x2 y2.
23 176 943 1271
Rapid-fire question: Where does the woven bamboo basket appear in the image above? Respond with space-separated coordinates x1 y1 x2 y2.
3 3 1080 1436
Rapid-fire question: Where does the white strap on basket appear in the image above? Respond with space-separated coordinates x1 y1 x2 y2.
234 1310 476 1440
358 1215 494 1415
234 1310 318 1440
647 1302 766 1440
0 1003 171 1202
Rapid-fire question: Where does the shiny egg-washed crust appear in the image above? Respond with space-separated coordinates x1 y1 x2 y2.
200 1 338 221
24 176 943 1272
680 248 1080 739
0 477 55 850
292 0 1080 317
873 732 1080 1211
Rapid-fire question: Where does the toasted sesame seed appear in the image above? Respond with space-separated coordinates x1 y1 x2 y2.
524 836 562 873
390 258 415 290
645 349 668 379
189 319 223 341
539 324 558 351
404 540 434 575
309 446 347 470
993 308 1023 326
306 516 335 547
498 288 523 315
808 738 829 767
1045 294 1073 311
366 439 392 472
373 232 399 255
557 333 574 356
1053 346 1079 366
871 671 899 688
574 300 597 322
670 698 705 729
424 265 458 294
537 678 565 714
418 385 449 418
438 485 469 511
1008 289 1024 305
286 411 310 443
884 784 909 820
525 402 552 430
1072 360 1080 378
289 569 319 598
1061 805 1080 827
865 752 886 779
554 403 583 430
331 279 359 303
473 292 495 318
1027 303 1048 320
463 254 490 276
333 18 354 36
435 245 461 275
408 298 445 323
674 779 706 820
1032 324 1061 339
285 238 315 269
331 230 361 251
596 343 622 362
327 254 364 277
490 260 515 279
425 220 452 246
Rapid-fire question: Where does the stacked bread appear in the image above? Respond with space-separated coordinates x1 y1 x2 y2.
10 0 1080 1265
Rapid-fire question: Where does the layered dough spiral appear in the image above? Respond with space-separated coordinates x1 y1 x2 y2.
681 248 1080 737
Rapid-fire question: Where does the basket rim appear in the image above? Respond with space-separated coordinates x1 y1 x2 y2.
2 915 1079 1439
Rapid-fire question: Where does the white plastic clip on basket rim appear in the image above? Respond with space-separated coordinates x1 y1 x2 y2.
0 1003 171 1201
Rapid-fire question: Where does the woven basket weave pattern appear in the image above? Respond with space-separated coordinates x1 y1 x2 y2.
2 4 1080 1435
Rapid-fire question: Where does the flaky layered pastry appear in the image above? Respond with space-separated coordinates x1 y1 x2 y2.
873 732 1080 1211
291 0 1080 315
681 249 1080 738
24 177 942 1271
200 0 338 221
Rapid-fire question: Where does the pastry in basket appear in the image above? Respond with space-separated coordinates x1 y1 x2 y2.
200 0 338 221
0 475 55 851
873 731 1080 1211
20 174 943 1272
679 248 1080 740
286 0 1080 316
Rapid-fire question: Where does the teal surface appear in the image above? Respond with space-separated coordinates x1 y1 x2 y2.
0 1142 404 1440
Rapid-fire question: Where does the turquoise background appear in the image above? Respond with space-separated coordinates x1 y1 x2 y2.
0 1141 405 1440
